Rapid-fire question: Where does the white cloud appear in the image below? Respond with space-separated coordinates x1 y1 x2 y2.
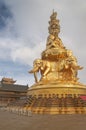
0 37 46 66
11 40 45 66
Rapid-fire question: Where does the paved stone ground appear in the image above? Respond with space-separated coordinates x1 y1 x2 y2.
0 110 86 130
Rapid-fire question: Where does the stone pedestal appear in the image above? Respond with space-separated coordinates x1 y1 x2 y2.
27 82 86 114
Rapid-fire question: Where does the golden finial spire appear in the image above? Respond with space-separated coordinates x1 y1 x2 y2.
48 10 60 37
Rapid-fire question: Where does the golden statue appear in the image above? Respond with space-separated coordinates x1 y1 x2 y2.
29 11 83 84
27 11 86 114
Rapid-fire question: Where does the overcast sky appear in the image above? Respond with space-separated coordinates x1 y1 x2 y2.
0 0 86 86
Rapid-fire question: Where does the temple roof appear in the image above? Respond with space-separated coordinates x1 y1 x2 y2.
0 83 28 92
1 77 16 84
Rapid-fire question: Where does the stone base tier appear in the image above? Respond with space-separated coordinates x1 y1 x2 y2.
28 82 86 96
27 82 86 114
29 107 86 114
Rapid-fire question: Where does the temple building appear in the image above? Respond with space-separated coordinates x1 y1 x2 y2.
3 11 86 115
0 78 28 107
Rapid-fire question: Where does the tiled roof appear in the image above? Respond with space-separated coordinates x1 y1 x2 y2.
0 83 28 92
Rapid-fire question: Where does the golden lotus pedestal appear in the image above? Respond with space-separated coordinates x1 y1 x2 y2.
27 82 86 114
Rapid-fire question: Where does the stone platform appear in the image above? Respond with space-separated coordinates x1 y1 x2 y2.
28 82 86 96
27 82 86 114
